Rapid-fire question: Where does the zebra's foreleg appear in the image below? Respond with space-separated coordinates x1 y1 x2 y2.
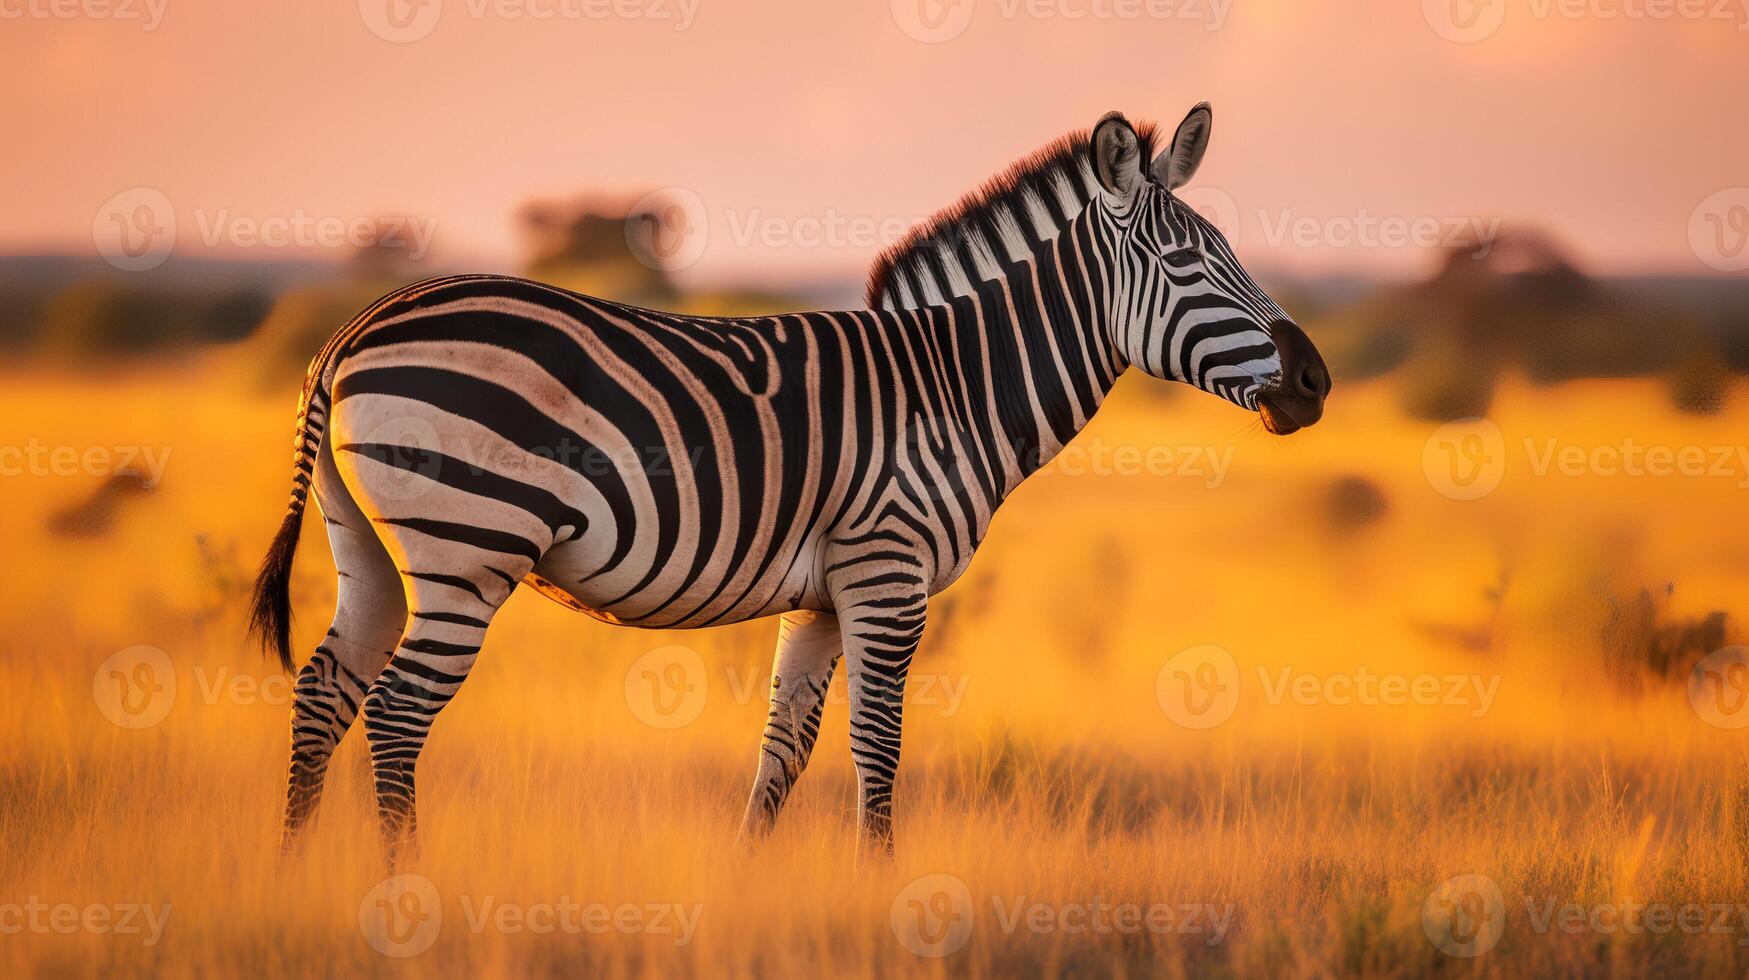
738 610 842 842
361 563 518 866
831 560 929 858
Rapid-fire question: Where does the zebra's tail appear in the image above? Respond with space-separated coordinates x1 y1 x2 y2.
249 380 326 674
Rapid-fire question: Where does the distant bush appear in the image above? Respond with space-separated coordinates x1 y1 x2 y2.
1321 475 1390 533
1600 586 1730 689
248 281 394 386
1396 332 1498 422
0 287 50 349
1336 324 1415 381
1665 349 1735 416
34 280 272 359
1717 317 1749 372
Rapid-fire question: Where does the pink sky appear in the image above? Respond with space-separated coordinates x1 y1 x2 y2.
4 0 1746 284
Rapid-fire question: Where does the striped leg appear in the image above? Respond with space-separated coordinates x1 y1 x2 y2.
830 550 929 857
738 610 842 841
281 633 393 851
361 562 519 864
282 459 406 853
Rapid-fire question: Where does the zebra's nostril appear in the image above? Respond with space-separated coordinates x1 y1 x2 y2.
1298 362 1329 399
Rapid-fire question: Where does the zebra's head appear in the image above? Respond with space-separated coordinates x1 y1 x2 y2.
1089 106 1329 435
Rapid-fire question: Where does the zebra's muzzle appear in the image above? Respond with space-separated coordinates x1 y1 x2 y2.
1257 320 1329 435
1258 398 1313 435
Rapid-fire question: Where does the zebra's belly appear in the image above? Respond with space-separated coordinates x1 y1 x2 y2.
526 535 822 628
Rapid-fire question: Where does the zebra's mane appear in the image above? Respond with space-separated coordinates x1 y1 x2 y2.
865 118 1159 311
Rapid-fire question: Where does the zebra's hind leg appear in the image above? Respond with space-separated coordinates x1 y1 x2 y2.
360 553 526 866
738 610 842 842
281 460 406 853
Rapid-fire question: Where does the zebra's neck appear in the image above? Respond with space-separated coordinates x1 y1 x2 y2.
934 205 1126 497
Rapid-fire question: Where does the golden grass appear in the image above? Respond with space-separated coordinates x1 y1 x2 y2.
2 356 1747 978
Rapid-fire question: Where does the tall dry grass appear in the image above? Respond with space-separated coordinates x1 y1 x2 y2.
3 357 1747 977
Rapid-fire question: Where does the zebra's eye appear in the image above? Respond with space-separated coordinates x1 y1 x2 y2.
1164 246 1203 265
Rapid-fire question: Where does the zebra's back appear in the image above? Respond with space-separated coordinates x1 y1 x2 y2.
319 275 885 629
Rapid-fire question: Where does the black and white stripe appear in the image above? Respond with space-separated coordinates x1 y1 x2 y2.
252 105 1323 860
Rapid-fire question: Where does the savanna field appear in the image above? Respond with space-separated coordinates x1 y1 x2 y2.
4 355 1749 978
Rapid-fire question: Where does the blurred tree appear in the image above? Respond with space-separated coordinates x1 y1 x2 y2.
1308 228 1722 421
250 281 393 385
518 194 678 307
35 280 271 360
1665 346 1734 416
247 217 442 386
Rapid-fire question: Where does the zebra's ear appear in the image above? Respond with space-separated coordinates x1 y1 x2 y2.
1153 102 1213 191
1091 111 1145 200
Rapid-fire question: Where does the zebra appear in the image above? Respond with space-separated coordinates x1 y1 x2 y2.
251 104 1330 861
